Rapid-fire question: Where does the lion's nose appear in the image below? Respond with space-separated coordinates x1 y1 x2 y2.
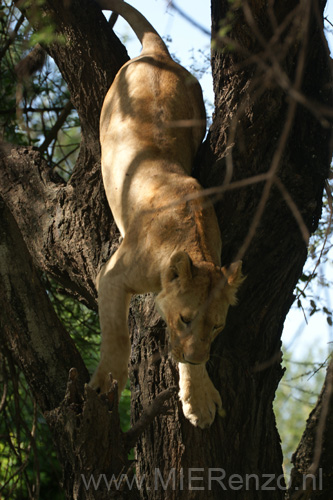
179 335 210 364
182 351 209 365
182 355 201 365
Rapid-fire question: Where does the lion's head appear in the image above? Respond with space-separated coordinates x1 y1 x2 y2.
156 251 244 365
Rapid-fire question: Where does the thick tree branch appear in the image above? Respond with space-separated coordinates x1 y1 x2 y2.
0 141 115 308
0 195 89 411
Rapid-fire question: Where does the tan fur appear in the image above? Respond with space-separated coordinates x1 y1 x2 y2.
90 0 243 428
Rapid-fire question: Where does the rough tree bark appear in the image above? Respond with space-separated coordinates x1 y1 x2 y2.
0 0 332 499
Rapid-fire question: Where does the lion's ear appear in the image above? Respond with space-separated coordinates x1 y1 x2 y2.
166 251 193 285
221 261 244 305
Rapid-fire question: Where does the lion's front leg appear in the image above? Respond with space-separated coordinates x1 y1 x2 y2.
90 254 132 395
178 363 223 429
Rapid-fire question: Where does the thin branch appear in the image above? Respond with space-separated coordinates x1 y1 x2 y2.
232 0 311 262
0 13 25 63
291 356 333 500
167 1 210 36
0 362 8 413
124 386 177 450
324 15 333 28
0 106 66 114
296 181 333 301
39 100 73 153
274 177 310 244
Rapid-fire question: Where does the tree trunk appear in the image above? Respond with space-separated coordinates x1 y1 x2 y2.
130 1 333 499
1 0 332 499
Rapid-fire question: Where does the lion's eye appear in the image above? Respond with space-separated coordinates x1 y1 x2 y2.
180 315 191 325
213 324 224 332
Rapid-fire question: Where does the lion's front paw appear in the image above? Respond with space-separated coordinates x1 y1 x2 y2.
178 363 223 429
180 380 222 428
90 362 127 395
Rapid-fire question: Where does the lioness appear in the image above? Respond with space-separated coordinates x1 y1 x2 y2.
91 0 243 428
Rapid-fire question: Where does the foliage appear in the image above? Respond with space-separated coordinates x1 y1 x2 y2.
0 352 64 499
274 347 328 476
295 192 333 327
276 189 333 478
0 0 80 180
46 278 132 432
0 278 132 499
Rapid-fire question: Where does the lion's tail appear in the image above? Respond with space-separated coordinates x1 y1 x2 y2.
95 0 170 56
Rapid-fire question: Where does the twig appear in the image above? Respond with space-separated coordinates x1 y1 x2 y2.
0 13 25 63
0 106 66 115
39 100 73 153
124 386 177 449
296 181 333 301
324 16 333 28
167 1 210 36
232 0 311 263
274 177 310 244
291 356 333 499
0 362 8 413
